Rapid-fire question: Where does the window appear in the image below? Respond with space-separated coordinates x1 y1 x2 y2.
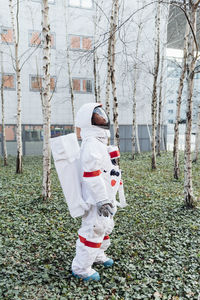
168 120 173 124
1 27 13 44
25 125 43 141
70 36 80 49
72 79 80 92
168 109 173 114
83 79 92 93
69 0 93 9
50 77 56 91
51 125 73 138
29 31 41 46
29 31 55 48
167 61 180 78
168 100 174 104
194 72 200 80
30 75 56 92
168 68 180 78
70 35 92 51
0 125 16 142
82 37 92 50
72 78 93 93
1 74 15 90
5 125 16 141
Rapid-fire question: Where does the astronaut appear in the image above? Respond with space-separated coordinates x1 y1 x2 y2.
72 102 120 281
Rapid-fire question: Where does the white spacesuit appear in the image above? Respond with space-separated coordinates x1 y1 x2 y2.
71 102 122 281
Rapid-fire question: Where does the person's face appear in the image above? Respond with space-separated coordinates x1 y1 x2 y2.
91 106 110 129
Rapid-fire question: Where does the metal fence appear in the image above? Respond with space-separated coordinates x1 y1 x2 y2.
0 124 167 156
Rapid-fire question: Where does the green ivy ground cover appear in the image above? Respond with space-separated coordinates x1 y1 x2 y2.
0 153 200 300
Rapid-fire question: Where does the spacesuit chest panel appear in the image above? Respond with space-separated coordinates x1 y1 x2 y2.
80 138 110 204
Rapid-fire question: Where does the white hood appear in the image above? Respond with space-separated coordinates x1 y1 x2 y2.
75 102 110 142
75 103 100 129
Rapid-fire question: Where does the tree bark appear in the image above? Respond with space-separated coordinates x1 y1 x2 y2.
193 102 200 163
1 51 8 166
93 5 98 103
173 23 189 179
151 0 160 170
93 51 98 103
105 2 115 117
184 1 199 208
94 1 102 104
157 51 164 157
42 0 51 200
110 0 120 149
9 0 23 173
97 55 101 103
132 24 142 159
63 0 75 131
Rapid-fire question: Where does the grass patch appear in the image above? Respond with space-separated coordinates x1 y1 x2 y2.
0 152 200 299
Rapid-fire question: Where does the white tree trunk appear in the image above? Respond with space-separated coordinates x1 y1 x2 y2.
42 0 51 200
63 0 75 131
105 2 115 117
157 51 164 157
151 0 160 170
193 102 200 162
1 51 8 166
93 5 98 103
93 51 98 103
136 124 140 153
97 55 101 103
94 1 102 104
110 0 120 149
132 23 142 159
184 1 200 208
9 0 23 173
147 123 152 149
173 23 189 179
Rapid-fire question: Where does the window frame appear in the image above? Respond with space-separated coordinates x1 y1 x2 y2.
1 73 16 90
69 34 93 51
68 0 94 10
168 109 174 114
168 100 174 104
72 77 93 94
0 26 14 45
28 30 56 49
29 74 57 92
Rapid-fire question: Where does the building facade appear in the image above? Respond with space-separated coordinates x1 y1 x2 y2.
0 0 168 155
165 49 200 150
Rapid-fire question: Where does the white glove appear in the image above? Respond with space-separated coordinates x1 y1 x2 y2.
97 200 114 217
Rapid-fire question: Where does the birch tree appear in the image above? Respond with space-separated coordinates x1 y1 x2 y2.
93 4 98 103
151 0 160 170
157 51 164 157
173 23 189 179
184 0 200 208
105 2 115 117
110 0 120 149
42 0 51 200
132 23 142 159
1 51 8 166
9 0 23 173
157 1 170 156
63 0 75 130
193 100 200 163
